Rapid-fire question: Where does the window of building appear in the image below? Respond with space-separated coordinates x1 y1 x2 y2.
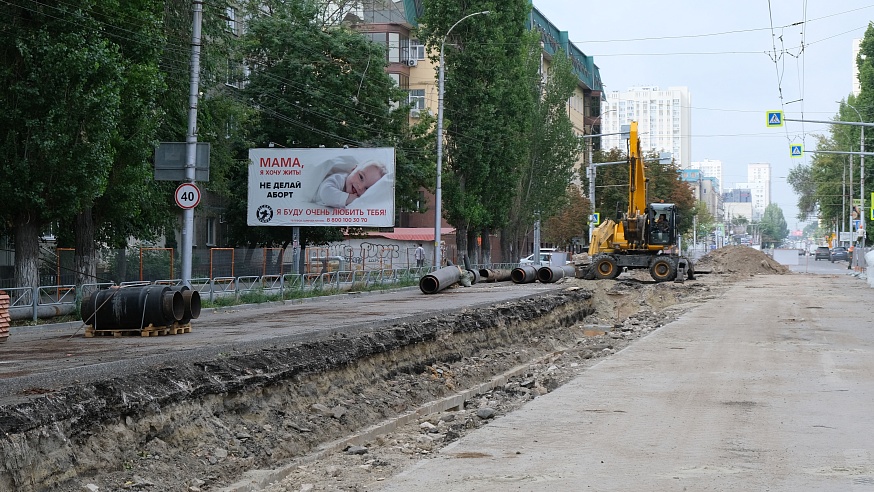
409 89 426 110
388 33 401 63
410 39 426 60
206 218 216 246
225 7 237 35
226 58 248 88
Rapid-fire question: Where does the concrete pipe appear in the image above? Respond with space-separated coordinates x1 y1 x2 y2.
420 266 461 294
170 286 202 324
479 268 512 282
81 286 184 330
537 265 577 283
511 265 538 284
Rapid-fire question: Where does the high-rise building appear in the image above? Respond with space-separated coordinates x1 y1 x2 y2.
691 159 723 194
739 163 771 220
600 86 692 169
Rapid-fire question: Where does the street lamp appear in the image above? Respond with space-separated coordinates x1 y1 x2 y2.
846 102 865 255
434 10 490 268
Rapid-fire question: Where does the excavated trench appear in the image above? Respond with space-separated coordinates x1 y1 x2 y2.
0 286 625 492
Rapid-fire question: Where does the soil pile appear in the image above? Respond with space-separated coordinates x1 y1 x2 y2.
695 245 790 277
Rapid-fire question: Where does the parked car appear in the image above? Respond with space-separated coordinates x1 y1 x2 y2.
830 246 849 262
814 246 831 261
519 248 557 266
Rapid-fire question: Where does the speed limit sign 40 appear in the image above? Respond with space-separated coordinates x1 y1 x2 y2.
175 183 201 209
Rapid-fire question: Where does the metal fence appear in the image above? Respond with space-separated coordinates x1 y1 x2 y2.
2 261 517 322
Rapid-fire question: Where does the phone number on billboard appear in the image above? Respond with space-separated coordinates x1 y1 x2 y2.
326 217 368 223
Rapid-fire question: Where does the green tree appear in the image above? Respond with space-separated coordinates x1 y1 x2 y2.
759 203 789 248
589 147 695 235
686 200 715 247
0 1 129 288
542 185 590 250
418 0 534 263
502 34 584 261
224 0 433 256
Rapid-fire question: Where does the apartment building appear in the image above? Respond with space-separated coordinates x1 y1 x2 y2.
600 86 692 169
355 1 604 228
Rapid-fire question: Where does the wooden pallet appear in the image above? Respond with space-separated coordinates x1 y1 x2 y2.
84 322 193 338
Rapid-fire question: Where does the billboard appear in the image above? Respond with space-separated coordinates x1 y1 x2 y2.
248 148 395 227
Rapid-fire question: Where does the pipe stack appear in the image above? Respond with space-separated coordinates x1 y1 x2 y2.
81 285 185 332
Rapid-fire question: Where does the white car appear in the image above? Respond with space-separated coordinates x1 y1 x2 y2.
519 249 560 266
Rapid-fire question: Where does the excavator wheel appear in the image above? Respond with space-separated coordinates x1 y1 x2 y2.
649 257 677 282
593 255 620 280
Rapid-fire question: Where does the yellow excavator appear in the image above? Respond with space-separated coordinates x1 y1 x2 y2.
581 121 694 282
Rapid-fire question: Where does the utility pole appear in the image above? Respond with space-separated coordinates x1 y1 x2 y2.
181 0 203 287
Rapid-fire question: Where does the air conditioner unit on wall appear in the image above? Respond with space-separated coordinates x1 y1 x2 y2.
406 58 418 67
410 109 421 118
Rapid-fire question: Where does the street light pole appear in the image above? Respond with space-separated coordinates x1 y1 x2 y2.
846 103 865 256
434 10 489 268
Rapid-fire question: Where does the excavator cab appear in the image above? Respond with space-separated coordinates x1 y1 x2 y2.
647 203 677 247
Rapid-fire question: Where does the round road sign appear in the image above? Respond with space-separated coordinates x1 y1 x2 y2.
175 183 201 209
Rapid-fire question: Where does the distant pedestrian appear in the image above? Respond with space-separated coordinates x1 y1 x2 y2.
415 243 425 267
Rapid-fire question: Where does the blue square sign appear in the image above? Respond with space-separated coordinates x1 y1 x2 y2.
767 110 784 127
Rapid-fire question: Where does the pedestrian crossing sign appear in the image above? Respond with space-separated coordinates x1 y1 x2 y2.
589 212 600 225
790 144 803 158
767 110 784 127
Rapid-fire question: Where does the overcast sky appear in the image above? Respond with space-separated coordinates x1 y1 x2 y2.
534 1 871 229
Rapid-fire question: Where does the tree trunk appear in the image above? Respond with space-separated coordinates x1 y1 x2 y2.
13 212 41 288
454 223 468 267
480 227 492 265
116 248 128 283
74 208 98 287
466 229 477 266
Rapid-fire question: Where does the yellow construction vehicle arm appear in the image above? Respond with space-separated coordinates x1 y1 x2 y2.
628 121 647 217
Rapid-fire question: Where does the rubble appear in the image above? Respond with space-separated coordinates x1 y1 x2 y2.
0 247 789 492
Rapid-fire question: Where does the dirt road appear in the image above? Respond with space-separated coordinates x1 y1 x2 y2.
3 247 870 492
362 273 874 491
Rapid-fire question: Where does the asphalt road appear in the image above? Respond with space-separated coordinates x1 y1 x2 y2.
0 280 561 406
372 268 874 491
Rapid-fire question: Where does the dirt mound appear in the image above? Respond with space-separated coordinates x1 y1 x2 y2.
695 245 790 276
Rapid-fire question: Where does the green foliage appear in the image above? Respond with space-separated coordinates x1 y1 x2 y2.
591 148 695 234
419 1 533 251
218 0 433 249
759 203 789 248
686 201 715 243
0 2 126 228
542 185 590 249
790 21 874 243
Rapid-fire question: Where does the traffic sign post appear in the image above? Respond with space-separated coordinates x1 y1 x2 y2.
589 212 600 225
175 183 201 210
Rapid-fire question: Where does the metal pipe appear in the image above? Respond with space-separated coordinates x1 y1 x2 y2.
478 268 512 282
81 286 184 330
511 265 538 284
170 286 201 324
419 266 461 294
537 265 577 283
